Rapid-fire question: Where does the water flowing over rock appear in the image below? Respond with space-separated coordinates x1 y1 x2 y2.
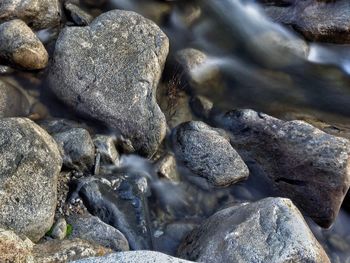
0 118 62 241
172 121 249 187
48 10 169 157
214 109 350 227
178 197 330 263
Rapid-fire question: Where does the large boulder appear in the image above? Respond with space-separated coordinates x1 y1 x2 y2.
214 109 350 227
0 0 61 30
0 118 62 241
172 121 249 187
48 10 169 157
178 197 330 263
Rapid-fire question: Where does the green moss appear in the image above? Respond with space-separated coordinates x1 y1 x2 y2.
66 224 73 237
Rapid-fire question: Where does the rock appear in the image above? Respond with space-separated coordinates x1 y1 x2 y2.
178 197 330 263
0 118 62 241
48 10 169 157
0 19 48 69
0 78 31 117
67 212 129 251
0 0 61 30
71 251 194 263
260 0 350 44
171 121 249 187
155 153 180 181
51 218 67 240
0 228 35 263
64 2 94 26
53 128 95 172
190 95 213 120
93 135 119 166
214 109 350 227
33 238 112 263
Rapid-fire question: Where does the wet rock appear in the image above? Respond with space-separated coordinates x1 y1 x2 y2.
214 109 350 227
260 0 350 44
190 95 213 120
53 128 95 172
155 153 180 181
51 218 67 240
178 197 330 263
33 238 111 263
64 2 94 26
0 19 48 69
67 212 129 251
48 10 169 157
172 121 249 187
0 228 35 263
71 251 194 263
93 135 119 166
39 118 86 134
0 78 31 117
0 0 61 30
0 118 62 241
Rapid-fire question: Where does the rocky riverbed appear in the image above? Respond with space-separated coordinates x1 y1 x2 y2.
1 0 350 262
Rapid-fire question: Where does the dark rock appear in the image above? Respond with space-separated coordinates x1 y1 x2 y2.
178 197 330 263
190 95 213 120
0 118 62 242
214 109 350 227
172 121 249 187
64 2 94 26
93 135 119 166
0 19 48 69
48 10 169 157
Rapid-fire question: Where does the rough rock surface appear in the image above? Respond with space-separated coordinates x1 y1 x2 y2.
178 197 330 263
48 10 169 157
172 121 249 187
51 217 67 240
71 251 194 263
67 212 129 251
0 19 48 69
33 238 112 263
0 118 62 241
0 0 61 30
214 109 350 227
0 228 34 263
260 0 350 43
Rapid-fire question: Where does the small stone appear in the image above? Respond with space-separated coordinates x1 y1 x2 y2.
0 19 48 69
190 95 213 120
178 197 330 263
172 121 249 187
155 153 180 182
51 218 67 240
64 2 94 26
93 135 119 166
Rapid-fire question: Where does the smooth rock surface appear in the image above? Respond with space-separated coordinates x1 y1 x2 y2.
178 197 330 263
172 121 249 187
71 251 194 263
215 109 350 227
48 10 169 157
0 118 62 241
51 217 67 240
0 19 48 69
0 0 61 30
93 135 119 166
67 212 129 251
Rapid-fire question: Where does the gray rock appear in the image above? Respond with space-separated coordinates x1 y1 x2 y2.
71 251 194 263
172 121 249 187
155 153 180 181
51 217 67 240
53 128 95 172
260 0 350 44
0 19 48 69
93 135 119 166
32 238 112 263
67 212 129 251
214 109 350 227
178 197 330 263
0 228 35 263
0 118 62 242
0 0 61 30
64 2 94 26
48 10 169 157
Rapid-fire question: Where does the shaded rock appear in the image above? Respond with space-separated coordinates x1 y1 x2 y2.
0 118 62 241
190 95 213 120
155 153 180 181
48 10 169 157
178 197 330 263
71 251 194 263
33 238 111 263
0 0 61 30
93 135 119 166
0 228 34 263
0 19 48 69
172 121 249 187
260 0 350 44
51 218 67 240
67 212 129 251
39 118 86 134
64 2 94 26
214 109 350 227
